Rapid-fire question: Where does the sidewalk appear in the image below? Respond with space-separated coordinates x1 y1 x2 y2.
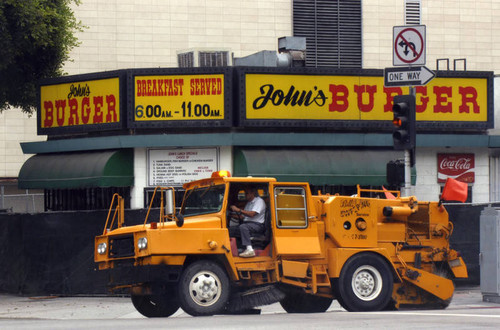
0 287 494 320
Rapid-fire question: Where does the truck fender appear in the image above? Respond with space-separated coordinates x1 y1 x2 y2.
183 254 239 282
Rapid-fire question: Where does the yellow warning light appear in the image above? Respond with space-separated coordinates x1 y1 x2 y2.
211 170 231 178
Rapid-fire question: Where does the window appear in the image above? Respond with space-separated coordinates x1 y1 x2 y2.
293 0 362 68
181 184 226 216
274 187 308 228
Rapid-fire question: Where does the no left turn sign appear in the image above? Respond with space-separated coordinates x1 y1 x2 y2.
393 25 426 66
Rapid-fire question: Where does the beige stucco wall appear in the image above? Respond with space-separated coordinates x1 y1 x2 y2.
0 109 42 178
64 0 293 74
363 0 500 71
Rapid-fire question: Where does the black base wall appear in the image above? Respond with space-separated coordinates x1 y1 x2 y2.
0 204 483 295
0 209 148 295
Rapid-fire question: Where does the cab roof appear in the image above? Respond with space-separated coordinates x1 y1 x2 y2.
183 176 277 189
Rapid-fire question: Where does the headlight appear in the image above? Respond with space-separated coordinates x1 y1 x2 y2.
137 237 148 250
97 242 107 255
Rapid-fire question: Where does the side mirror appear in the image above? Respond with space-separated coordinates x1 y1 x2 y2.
164 189 175 216
175 213 184 227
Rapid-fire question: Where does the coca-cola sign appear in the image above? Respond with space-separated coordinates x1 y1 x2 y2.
437 153 475 183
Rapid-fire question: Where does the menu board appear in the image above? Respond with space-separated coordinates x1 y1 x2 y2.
148 148 218 186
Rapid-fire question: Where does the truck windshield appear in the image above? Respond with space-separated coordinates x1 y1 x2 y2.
181 184 225 217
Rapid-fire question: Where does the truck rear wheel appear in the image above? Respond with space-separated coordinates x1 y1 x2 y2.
131 293 179 318
280 289 333 313
337 253 393 312
178 260 230 316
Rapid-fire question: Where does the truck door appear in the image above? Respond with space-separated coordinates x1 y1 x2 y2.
270 183 322 256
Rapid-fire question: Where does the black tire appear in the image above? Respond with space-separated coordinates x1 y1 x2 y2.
337 253 394 312
280 289 333 313
131 293 180 318
178 260 230 316
332 279 348 310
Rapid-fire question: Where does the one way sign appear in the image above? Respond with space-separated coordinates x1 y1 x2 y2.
384 66 435 87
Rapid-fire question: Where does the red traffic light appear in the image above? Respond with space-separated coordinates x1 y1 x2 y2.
391 95 416 150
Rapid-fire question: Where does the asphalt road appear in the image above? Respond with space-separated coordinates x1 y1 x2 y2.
0 287 499 329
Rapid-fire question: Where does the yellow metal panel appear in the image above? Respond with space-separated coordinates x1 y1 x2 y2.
274 236 321 255
403 265 454 301
449 257 468 278
282 260 309 278
377 222 406 242
148 228 230 255
323 196 378 248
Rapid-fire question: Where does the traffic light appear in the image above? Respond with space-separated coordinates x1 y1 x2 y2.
386 160 405 187
392 94 416 150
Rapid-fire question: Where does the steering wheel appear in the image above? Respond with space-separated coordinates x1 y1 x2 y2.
227 210 241 226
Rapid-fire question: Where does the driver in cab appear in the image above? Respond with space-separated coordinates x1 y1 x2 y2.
229 187 266 258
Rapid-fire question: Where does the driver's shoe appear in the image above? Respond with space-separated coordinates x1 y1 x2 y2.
239 248 255 258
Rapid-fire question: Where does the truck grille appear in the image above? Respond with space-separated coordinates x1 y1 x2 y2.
109 235 135 258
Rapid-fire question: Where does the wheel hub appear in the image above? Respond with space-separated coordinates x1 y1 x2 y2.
352 265 383 301
355 272 375 293
189 271 220 306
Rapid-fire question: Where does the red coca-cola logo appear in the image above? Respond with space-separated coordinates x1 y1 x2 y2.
437 153 475 183
439 158 472 171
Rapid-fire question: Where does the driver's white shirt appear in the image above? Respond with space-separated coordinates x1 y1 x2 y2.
243 196 266 224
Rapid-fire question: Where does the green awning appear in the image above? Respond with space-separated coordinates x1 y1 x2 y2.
234 148 416 186
18 150 134 189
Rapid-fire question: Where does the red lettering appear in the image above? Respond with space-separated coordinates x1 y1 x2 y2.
81 97 91 124
93 96 104 123
136 80 142 97
211 78 216 94
68 98 79 125
147 80 152 96
158 79 164 96
43 101 54 127
383 87 402 112
152 79 157 96
354 85 376 112
178 79 183 95
415 86 429 113
459 86 480 113
55 99 66 127
173 79 178 95
434 86 452 113
200 79 205 95
105 95 117 122
328 84 349 112
141 80 147 97
170 80 174 96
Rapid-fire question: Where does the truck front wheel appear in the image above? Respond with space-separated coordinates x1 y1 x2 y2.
178 260 230 316
337 253 393 312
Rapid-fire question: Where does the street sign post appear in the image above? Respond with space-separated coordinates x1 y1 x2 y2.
384 66 435 87
393 25 426 66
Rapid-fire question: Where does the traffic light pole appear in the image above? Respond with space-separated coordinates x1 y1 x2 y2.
403 86 417 197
